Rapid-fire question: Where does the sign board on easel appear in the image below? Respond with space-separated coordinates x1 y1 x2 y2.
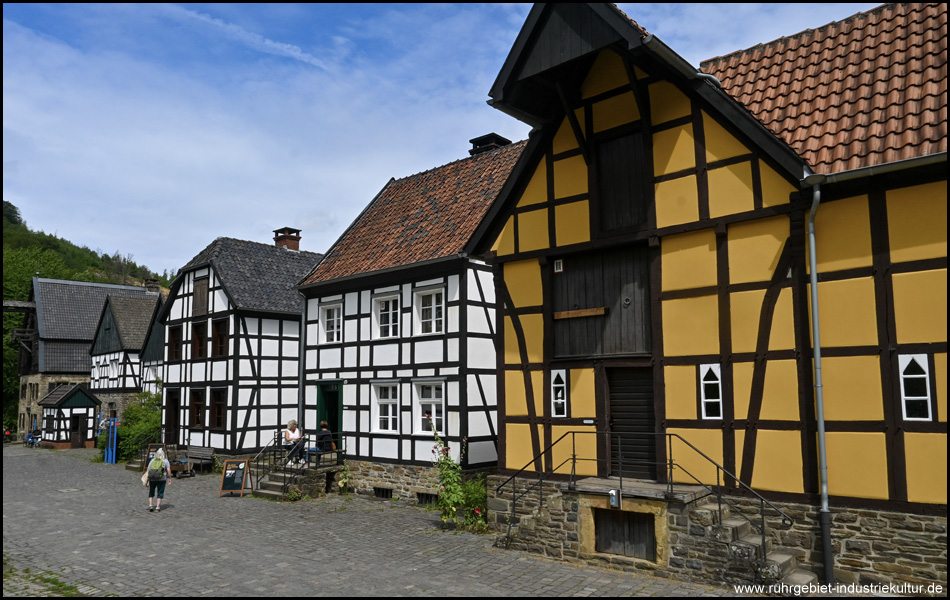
219 460 253 497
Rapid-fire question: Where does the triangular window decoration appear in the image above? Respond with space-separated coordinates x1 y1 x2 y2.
902 359 925 376
703 368 719 382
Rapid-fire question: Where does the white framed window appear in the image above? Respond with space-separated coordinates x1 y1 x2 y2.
415 289 444 335
321 304 342 344
110 359 119 379
416 382 444 434
551 369 568 418
374 295 400 339
374 384 399 432
899 355 931 421
700 364 722 420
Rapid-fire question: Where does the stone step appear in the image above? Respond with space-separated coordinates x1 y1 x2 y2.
709 516 751 542
760 552 797 582
251 488 285 500
690 502 731 526
780 567 818 587
730 533 773 562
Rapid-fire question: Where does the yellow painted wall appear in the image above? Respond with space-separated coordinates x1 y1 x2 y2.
734 430 745 481
503 370 544 418
708 162 755 218
506 423 543 471
887 181 948 263
553 154 588 199
729 288 795 353
812 195 873 272
728 216 789 285
733 363 752 420
903 433 947 504
582 49 630 99
811 278 879 347
662 295 719 356
760 161 795 207
653 125 695 176
669 428 722 485
570 368 597 416
821 356 884 421
936 353 947 422
665 365 697 420
517 161 547 207
826 432 889 499
649 80 691 125
655 175 699 228
553 111 585 154
504 260 543 307
592 92 639 133
517 209 549 253
551 425 598 476
492 217 515 256
555 200 591 246
759 360 800 421
661 229 717 291
752 430 804 493
503 315 546 365
703 111 749 163
891 269 947 344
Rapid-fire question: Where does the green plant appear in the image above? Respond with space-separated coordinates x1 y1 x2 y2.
336 460 352 494
212 454 224 474
284 485 303 501
429 417 464 525
460 474 489 531
116 387 162 462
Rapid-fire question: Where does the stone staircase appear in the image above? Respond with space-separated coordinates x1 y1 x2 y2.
250 464 343 501
693 502 818 586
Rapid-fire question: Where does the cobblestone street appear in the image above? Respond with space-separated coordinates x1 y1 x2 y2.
2 444 751 597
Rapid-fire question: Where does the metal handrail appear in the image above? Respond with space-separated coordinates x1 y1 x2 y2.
496 430 794 564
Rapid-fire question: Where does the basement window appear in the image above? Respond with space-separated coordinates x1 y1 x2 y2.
594 508 656 561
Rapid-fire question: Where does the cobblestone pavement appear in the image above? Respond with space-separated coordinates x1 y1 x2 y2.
3 444 749 597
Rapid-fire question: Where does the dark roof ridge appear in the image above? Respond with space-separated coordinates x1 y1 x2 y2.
387 138 528 186
700 3 897 67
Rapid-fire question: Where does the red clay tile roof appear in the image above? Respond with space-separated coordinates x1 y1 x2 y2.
701 3 947 174
301 140 527 286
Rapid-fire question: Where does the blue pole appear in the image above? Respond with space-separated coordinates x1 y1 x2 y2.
106 418 117 464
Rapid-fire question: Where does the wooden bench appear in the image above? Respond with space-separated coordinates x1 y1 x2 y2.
188 446 216 474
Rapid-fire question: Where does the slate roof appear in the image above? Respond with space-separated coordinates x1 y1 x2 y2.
38 383 101 408
301 140 527 286
105 295 161 351
178 238 322 314
701 3 947 173
32 278 155 341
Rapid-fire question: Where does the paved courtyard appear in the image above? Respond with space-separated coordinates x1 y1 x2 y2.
3 443 746 597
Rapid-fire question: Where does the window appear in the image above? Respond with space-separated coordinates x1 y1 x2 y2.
322 305 342 344
417 382 444 434
416 289 444 335
193 323 208 359
374 296 400 339
168 326 183 361
899 355 932 421
210 389 227 430
193 277 209 316
109 359 119 379
375 384 399 432
211 319 229 357
552 369 568 418
700 365 722 419
190 389 205 427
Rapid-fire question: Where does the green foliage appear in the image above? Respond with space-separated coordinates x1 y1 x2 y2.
116 388 162 462
336 460 352 494
428 419 488 531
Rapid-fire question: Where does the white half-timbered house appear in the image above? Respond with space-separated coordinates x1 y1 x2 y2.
296 135 527 498
39 383 101 449
90 294 163 418
159 229 321 453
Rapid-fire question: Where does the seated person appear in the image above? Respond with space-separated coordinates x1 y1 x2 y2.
283 420 305 466
311 421 336 463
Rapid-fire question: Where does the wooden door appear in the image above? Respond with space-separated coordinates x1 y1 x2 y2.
607 367 656 479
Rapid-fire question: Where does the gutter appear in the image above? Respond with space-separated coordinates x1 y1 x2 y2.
641 34 721 88
800 150 947 585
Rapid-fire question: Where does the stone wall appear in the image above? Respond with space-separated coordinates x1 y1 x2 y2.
488 475 948 592
346 460 441 504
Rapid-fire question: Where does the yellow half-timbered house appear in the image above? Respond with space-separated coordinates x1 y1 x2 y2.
474 3 946 587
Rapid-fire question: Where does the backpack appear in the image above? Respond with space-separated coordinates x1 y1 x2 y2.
147 458 165 482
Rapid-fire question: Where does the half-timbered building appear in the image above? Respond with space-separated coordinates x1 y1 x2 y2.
90 294 163 418
296 135 526 499
159 229 321 453
38 383 102 449
15 278 156 439
473 2 946 587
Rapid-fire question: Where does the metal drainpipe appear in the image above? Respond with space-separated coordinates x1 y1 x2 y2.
807 183 835 585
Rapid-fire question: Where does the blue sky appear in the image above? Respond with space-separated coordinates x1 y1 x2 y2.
3 3 879 275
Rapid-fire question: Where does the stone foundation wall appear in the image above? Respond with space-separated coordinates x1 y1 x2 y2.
346 460 441 504
488 475 948 592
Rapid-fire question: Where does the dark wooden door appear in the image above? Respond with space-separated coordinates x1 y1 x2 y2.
70 415 85 448
607 367 656 479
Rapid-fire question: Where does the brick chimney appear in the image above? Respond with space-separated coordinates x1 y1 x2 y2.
273 227 301 250
469 133 512 155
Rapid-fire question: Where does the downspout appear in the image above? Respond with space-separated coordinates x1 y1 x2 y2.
806 182 834 585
